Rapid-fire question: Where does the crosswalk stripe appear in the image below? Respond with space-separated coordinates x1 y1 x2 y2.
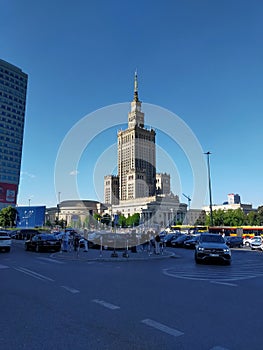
0 264 9 269
141 319 183 337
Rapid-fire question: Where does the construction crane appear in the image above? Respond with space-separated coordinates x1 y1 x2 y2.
182 193 191 210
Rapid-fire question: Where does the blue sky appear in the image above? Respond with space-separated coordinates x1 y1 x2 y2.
1 0 263 209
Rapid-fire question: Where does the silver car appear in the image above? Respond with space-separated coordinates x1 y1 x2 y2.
0 230 12 252
250 236 263 251
195 233 231 265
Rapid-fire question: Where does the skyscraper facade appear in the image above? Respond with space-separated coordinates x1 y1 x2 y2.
0 59 28 209
104 175 119 205
117 73 156 200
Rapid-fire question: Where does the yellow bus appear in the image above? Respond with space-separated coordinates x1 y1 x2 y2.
171 225 208 233
208 226 263 238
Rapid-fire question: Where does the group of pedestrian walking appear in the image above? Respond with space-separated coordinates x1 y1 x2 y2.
61 230 88 254
140 231 162 255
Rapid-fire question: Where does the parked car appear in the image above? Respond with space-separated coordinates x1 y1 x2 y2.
171 234 192 247
0 230 12 252
225 236 243 248
243 236 255 247
250 236 263 251
195 233 231 265
25 234 61 252
183 235 200 249
161 233 183 247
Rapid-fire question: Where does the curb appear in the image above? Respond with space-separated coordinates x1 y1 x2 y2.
50 251 178 262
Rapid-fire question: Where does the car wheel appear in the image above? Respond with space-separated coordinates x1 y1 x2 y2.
25 244 29 251
5 247 10 252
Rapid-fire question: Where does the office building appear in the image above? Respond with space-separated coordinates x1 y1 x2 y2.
228 193 241 204
104 175 119 205
0 59 28 209
117 72 156 200
156 173 171 195
103 73 187 227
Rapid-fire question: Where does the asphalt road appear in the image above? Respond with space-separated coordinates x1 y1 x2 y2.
1 241 263 350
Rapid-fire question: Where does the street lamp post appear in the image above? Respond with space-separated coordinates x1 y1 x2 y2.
170 208 174 226
205 152 214 226
57 192 61 222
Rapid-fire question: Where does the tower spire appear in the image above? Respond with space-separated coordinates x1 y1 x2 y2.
133 70 139 102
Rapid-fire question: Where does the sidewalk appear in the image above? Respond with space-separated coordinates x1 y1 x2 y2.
51 246 177 262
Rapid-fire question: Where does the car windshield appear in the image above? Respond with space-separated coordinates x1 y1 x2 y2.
200 235 225 243
39 235 57 241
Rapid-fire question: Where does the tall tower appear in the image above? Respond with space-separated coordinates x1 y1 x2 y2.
0 59 28 209
117 72 156 201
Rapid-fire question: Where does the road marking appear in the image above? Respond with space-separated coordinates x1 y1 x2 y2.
61 285 80 294
210 281 238 287
14 267 54 282
163 263 263 283
0 264 9 269
92 299 120 310
141 319 184 337
37 257 65 264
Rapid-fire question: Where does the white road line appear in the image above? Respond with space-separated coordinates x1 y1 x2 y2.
14 267 54 282
37 257 65 264
0 264 9 269
141 319 184 337
210 281 238 287
92 299 120 310
61 286 80 294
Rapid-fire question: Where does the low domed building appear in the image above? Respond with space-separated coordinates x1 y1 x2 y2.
46 200 107 228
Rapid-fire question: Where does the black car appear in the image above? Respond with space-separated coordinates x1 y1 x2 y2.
171 234 192 247
25 234 61 252
225 236 243 248
183 235 200 249
162 233 184 247
195 233 231 265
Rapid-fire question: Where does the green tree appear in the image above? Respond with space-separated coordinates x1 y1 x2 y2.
246 211 258 225
126 213 140 227
0 206 17 227
257 206 263 225
213 209 225 226
101 213 111 226
118 215 126 228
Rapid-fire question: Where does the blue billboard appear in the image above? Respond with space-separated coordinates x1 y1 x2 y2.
16 206 46 228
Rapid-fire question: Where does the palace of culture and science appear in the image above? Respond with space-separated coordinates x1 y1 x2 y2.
104 73 187 227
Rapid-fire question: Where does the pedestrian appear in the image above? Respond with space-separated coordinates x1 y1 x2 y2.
74 234 80 252
155 234 160 254
83 238 88 252
147 231 153 255
62 232 69 252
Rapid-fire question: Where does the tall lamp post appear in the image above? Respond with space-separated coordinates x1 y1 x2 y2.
204 152 214 226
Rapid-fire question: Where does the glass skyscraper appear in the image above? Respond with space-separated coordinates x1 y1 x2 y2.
0 59 28 209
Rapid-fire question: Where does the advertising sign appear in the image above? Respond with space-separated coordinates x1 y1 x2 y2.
0 182 18 205
16 206 46 228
